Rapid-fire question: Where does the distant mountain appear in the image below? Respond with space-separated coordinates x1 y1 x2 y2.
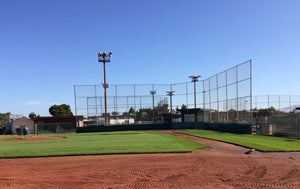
279 105 300 112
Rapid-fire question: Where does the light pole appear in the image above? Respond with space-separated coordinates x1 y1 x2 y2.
98 51 112 125
166 91 175 122
150 91 156 121
189 75 201 109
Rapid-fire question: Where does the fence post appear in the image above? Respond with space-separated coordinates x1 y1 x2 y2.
186 82 188 108
289 96 291 112
250 59 253 129
209 78 211 123
34 124 37 135
216 74 219 122
115 85 118 116
134 84 136 123
236 65 239 123
226 70 228 122
203 80 205 122
95 85 98 117
74 85 78 128
87 97 89 116
279 95 281 112
296 117 298 139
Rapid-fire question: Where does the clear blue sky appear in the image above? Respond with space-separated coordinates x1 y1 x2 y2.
1 0 299 116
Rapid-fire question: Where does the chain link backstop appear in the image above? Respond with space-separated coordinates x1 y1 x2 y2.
74 60 252 125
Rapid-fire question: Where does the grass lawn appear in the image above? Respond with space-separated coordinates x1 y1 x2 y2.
0 131 207 158
178 129 300 152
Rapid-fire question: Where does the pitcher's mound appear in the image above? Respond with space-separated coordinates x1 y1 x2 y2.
1 137 66 141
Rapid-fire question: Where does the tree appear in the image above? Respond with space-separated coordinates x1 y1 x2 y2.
129 107 135 115
179 104 188 114
181 104 188 111
155 104 169 114
29 112 37 119
112 111 119 116
253 106 280 116
0 112 10 127
49 104 73 117
136 108 153 121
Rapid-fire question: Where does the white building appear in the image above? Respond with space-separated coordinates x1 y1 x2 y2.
9 114 24 121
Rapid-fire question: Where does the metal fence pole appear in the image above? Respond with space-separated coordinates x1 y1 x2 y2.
127 97 129 112
203 80 205 122
209 78 211 123
87 97 89 116
100 97 102 116
296 117 298 139
113 96 116 114
268 95 270 108
250 59 253 127
186 82 188 108
134 84 136 123
73 85 78 127
115 85 118 115
216 74 219 122
289 95 291 113
236 66 239 123
226 70 228 122
95 85 98 117
279 95 281 112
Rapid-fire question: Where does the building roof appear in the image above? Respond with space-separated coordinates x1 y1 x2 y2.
34 116 87 123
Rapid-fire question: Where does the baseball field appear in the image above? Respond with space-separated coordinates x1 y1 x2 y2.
0 129 299 188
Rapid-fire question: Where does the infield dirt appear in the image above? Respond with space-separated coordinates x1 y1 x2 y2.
0 131 299 189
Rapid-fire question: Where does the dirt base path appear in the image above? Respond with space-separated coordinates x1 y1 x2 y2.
0 131 299 189
160 130 300 157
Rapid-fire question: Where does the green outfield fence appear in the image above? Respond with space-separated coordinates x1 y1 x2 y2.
77 122 252 134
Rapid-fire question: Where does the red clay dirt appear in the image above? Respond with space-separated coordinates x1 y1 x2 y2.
0 131 299 189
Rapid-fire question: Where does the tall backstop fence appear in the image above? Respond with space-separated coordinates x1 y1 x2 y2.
203 60 252 124
74 82 201 119
252 95 300 139
74 60 252 131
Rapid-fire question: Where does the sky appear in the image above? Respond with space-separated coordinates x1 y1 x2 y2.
1 0 300 116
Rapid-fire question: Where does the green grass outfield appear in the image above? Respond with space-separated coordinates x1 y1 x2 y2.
0 131 207 158
178 129 300 152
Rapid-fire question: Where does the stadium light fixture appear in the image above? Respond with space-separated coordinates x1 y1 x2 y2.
189 75 201 109
98 51 112 125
